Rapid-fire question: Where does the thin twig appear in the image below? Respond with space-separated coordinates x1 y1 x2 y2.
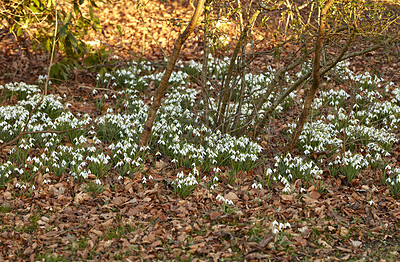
44 0 58 96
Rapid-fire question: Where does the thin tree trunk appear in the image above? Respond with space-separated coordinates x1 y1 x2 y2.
288 0 334 152
216 8 261 131
202 0 212 127
138 0 206 147
255 29 355 138
232 0 246 134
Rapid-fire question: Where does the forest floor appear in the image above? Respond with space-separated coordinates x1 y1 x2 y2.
1 1 400 261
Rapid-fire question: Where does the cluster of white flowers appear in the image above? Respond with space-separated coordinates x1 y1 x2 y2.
172 171 198 188
208 167 220 191
277 174 292 193
0 82 41 98
292 120 343 154
0 61 305 193
384 166 400 196
341 151 368 169
292 64 399 186
0 161 14 183
274 153 323 182
334 62 384 90
171 171 198 198
0 105 29 142
216 194 234 206
321 89 351 108
359 101 400 129
2 56 400 198
392 88 400 105
348 125 398 151
271 220 291 235
328 151 369 180
87 152 111 176
96 60 154 89
15 181 27 190
18 93 64 116
251 181 262 190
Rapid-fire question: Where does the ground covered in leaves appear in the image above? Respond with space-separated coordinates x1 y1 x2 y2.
1 1 400 261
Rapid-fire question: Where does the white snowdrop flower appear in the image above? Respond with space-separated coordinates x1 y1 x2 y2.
216 194 224 202
252 182 262 190
92 89 98 95
226 199 234 205
368 200 375 205
95 179 101 185
177 171 184 179
272 228 279 234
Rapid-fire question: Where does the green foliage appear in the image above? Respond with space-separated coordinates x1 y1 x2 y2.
85 180 104 198
2 0 102 56
1 0 107 81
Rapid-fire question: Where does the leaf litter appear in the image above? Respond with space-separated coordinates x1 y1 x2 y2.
0 0 400 261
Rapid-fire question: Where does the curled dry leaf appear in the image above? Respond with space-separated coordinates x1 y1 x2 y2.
74 192 91 204
156 160 168 170
224 192 239 201
258 233 274 249
309 190 321 200
350 240 362 248
281 194 295 203
318 239 332 249
210 211 221 219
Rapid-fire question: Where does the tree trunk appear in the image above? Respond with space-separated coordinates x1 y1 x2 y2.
138 0 206 147
288 0 334 152
201 0 212 127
